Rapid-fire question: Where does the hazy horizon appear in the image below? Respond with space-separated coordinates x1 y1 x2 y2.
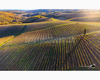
0 8 100 11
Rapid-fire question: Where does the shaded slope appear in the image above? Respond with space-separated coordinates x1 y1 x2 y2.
0 25 26 38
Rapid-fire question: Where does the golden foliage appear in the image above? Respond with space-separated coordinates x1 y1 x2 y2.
0 11 21 25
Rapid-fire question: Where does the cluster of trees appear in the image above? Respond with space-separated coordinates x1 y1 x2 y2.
23 15 46 23
0 11 21 25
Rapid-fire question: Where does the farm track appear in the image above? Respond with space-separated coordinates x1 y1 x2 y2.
1 33 82 48
2 31 97 48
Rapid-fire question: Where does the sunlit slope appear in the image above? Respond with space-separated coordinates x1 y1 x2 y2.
67 13 100 22
70 17 100 22
0 36 14 47
23 15 62 23
3 23 100 46
24 20 69 32
0 11 21 25
23 15 48 23
0 32 100 70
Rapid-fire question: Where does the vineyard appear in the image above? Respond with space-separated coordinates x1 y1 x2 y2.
0 20 100 70
2 23 100 46
71 17 100 22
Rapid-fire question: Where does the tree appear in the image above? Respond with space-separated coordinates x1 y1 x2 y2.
84 29 86 35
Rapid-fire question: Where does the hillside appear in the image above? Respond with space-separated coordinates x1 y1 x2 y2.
0 9 100 70
22 15 48 23
0 31 100 70
1 9 100 25
2 22 100 46
0 11 21 25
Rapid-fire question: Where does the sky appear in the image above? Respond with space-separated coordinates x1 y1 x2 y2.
0 0 100 10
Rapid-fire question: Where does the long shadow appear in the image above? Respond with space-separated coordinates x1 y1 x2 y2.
64 35 84 62
15 25 27 37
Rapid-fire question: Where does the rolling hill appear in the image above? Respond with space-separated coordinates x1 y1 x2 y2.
0 9 100 70
0 11 21 25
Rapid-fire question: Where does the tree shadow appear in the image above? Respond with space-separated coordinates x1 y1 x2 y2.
65 35 84 62
15 25 27 36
